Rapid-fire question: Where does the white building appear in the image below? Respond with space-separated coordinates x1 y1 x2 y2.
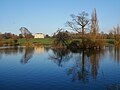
34 33 44 38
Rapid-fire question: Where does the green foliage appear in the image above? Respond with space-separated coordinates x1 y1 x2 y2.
85 39 106 49
114 40 120 46
109 25 120 46
53 30 71 48
107 39 115 44
0 42 3 46
69 40 81 49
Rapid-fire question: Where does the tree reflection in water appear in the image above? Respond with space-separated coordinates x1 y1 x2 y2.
21 47 34 64
108 46 120 63
89 50 105 79
49 48 72 67
67 50 90 82
0 46 25 60
67 49 105 82
0 52 2 60
49 48 105 82
107 83 120 90
114 47 120 63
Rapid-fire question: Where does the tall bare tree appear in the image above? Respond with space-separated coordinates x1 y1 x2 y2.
67 11 89 34
89 8 100 45
67 11 89 47
113 25 120 41
87 9 107 49
110 25 120 46
91 8 99 35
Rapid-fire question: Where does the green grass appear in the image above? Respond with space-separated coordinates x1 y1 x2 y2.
18 38 53 45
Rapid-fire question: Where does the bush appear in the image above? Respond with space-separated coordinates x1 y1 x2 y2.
107 39 115 44
69 40 81 49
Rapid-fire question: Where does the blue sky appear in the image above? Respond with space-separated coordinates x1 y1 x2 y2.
0 0 120 35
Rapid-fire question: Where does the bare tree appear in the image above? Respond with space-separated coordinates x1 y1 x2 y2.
67 11 89 34
19 27 33 39
67 11 89 48
90 8 100 43
91 8 99 35
87 9 106 49
113 25 120 41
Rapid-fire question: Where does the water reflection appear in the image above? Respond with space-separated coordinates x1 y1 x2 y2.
20 46 50 64
49 48 105 82
0 46 25 59
0 46 120 66
0 46 120 90
88 50 105 79
21 47 34 64
107 83 120 90
114 47 120 63
109 46 120 63
68 50 105 82
34 46 45 54
67 50 90 82
0 46 49 64
0 46 35 64
49 48 72 67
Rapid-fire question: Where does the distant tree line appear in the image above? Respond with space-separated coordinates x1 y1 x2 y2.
53 9 120 49
0 9 120 48
0 27 50 46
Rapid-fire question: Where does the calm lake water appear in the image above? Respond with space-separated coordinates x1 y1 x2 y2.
0 46 120 90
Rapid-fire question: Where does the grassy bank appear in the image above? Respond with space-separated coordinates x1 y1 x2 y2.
0 38 117 47
0 38 53 46
18 38 53 45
